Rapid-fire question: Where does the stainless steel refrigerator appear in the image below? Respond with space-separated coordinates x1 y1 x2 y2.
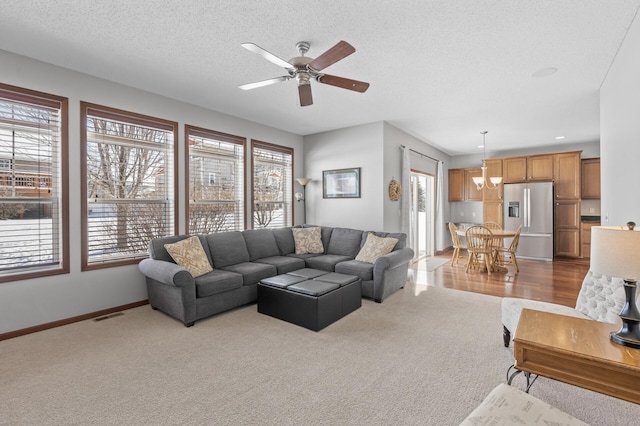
503 182 554 260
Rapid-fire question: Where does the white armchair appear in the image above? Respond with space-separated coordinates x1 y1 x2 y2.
501 270 626 346
502 225 640 347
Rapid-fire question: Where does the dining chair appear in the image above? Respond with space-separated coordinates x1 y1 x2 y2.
483 221 502 231
448 222 467 266
465 225 495 274
494 225 522 274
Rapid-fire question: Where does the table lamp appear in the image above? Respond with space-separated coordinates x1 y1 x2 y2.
590 224 640 348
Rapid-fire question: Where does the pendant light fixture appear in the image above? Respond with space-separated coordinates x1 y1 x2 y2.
472 131 502 190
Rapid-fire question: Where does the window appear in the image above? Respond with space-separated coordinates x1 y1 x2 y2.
0 83 69 283
81 102 177 270
251 140 293 229
186 125 245 234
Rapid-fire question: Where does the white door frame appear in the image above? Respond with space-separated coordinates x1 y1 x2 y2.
410 170 435 260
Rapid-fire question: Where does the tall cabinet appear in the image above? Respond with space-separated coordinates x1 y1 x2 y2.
482 159 503 225
553 152 581 257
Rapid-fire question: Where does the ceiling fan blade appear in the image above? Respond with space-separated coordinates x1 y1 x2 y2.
317 74 370 93
241 43 293 69
298 83 313 107
238 76 290 91
308 40 355 71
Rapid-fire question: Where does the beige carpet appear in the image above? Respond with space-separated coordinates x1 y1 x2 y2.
2 282 638 425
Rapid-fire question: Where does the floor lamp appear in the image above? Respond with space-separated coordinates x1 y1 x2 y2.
590 224 640 348
295 178 311 224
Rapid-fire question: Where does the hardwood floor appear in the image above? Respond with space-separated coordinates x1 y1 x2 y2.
410 249 590 307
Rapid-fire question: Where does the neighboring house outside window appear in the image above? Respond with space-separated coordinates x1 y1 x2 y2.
252 140 293 229
186 125 246 234
0 83 69 283
81 102 177 270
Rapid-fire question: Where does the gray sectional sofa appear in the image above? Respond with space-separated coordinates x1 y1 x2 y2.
138 226 414 326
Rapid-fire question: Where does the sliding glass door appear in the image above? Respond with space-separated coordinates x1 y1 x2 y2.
410 171 435 259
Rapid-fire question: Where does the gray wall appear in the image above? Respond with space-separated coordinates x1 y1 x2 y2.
0 49 303 334
304 122 385 230
600 12 640 226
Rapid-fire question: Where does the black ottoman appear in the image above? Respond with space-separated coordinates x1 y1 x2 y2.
257 270 361 331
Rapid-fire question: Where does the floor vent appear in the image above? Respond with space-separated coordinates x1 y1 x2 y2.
93 312 125 322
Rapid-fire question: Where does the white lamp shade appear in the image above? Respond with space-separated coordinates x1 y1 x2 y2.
472 177 483 185
296 177 311 186
590 226 640 280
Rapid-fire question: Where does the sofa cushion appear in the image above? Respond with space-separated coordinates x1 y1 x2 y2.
206 231 250 268
305 254 354 272
272 227 296 255
163 236 213 278
355 233 399 263
254 256 305 274
301 225 334 253
366 231 406 250
221 262 277 285
242 229 281 261
334 260 374 282
149 234 191 262
292 227 324 254
194 269 243 298
327 227 364 257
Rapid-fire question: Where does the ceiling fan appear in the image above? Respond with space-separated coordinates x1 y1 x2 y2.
238 40 370 107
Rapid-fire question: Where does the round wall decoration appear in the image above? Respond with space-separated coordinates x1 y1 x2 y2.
388 179 401 201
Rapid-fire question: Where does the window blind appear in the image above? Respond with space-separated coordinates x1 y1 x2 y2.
186 126 245 234
82 103 177 268
0 85 68 281
252 140 293 229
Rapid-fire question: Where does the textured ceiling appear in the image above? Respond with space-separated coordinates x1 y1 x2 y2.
1 1 639 155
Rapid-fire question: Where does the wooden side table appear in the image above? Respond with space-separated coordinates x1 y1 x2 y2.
510 309 640 404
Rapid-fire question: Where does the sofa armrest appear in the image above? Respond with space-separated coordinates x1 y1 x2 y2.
138 258 194 287
373 247 414 272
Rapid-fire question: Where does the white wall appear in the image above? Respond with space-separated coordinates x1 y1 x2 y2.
600 13 640 226
0 49 303 334
303 122 385 230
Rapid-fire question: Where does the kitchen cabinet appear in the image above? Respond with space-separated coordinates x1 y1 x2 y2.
555 200 581 258
449 167 482 201
482 158 503 202
581 158 601 199
483 201 503 227
581 221 600 258
554 151 581 200
502 155 553 183
465 168 483 201
503 157 527 183
527 155 554 181
448 169 464 201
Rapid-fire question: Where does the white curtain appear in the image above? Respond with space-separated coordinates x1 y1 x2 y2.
435 161 444 252
400 146 411 245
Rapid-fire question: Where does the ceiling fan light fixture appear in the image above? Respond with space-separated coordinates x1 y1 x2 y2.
238 40 370 106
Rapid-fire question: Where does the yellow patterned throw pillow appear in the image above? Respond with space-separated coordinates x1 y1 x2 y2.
164 236 213 278
292 227 324 255
355 233 398 264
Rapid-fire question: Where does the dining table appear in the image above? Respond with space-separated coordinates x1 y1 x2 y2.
456 227 517 273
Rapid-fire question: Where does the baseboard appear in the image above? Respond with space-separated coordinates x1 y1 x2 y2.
0 300 149 341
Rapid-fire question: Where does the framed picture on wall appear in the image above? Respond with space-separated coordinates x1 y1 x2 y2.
323 167 361 198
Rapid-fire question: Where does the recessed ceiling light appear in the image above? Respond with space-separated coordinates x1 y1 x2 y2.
531 67 558 78
478 145 485 148
555 136 565 140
